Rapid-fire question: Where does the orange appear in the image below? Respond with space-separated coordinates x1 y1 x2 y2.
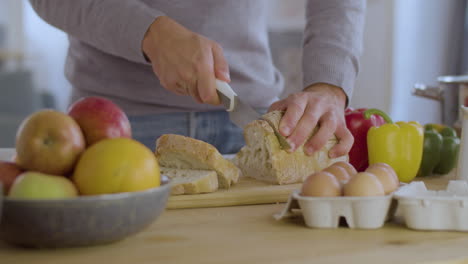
73 138 160 195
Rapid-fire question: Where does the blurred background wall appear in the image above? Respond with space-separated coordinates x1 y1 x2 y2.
0 0 467 147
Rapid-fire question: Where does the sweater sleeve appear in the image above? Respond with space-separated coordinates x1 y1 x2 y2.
302 0 366 102
28 0 165 63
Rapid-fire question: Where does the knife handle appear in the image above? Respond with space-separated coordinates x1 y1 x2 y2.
215 79 237 112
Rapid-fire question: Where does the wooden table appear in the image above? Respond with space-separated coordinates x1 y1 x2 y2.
1 146 467 264
1 175 468 264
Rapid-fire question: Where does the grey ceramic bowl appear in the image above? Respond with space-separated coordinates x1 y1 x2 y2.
0 179 170 248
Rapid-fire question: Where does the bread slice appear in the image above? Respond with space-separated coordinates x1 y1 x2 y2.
160 167 218 195
233 111 348 185
155 134 241 189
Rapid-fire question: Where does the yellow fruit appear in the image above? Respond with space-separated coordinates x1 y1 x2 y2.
73 138 160 195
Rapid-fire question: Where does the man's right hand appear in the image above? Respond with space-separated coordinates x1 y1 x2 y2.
142 16 230 105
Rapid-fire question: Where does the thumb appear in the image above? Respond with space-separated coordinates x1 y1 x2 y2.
212 43 230 82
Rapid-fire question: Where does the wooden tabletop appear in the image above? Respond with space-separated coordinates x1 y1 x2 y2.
0 147 466 264
1 175 468 264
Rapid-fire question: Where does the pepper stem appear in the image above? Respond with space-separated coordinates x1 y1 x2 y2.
363 108 394 124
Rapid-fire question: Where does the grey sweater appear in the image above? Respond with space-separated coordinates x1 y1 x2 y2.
29 0 366 115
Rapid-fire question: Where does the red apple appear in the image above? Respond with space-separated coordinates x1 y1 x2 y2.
67 96 132 146
0 161 24 194
15 109 86 176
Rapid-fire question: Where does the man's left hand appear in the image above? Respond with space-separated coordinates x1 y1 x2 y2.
268 83 353 158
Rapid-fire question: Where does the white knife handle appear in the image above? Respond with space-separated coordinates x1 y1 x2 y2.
215 79 237 112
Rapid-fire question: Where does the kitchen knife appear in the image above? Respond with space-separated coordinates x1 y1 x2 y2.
215 79 260 129
215 80 291 150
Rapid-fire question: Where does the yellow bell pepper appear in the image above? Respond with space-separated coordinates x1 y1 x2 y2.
364 109 424 183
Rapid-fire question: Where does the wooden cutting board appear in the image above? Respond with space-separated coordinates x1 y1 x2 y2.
167 153 302 209
167 177 301 209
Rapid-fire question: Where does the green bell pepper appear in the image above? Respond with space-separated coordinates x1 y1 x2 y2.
417 130 443 177
434 127 460 174
439 126 457 137
418 125 460 176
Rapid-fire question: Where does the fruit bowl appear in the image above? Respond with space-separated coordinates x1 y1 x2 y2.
0 177 171 248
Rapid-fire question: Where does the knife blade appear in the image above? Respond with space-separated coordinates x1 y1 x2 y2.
215 80 291 150
215 79 261 129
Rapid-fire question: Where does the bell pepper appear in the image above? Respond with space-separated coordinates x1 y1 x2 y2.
364 109 424 183
434 127 460 174
424 123 446 133
439 126 457 137
417 129 443 177
418 126 460 176
344 108 386 172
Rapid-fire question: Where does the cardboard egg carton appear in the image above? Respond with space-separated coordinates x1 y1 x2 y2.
274 190 396 229
393 180 468 232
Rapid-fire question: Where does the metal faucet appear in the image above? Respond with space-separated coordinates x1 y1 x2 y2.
412 83 445 123
412 83 444 101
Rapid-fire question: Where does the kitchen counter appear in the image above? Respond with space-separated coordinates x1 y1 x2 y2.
1 175 468 264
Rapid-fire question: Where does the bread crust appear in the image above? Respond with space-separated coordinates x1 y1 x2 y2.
234 111 348 184
155 134 241 188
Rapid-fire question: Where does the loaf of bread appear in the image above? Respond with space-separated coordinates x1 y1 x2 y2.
155 134 241 188
233 111 348 185
160 167 218 195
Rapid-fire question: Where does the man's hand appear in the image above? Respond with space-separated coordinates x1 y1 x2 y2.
268 83 353 158
142 16 230 105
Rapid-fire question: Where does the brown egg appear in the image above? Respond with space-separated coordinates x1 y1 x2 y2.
369 163 399 183
301 171 342 197
323 165 350 183
366 165 399 194
343 172 385 197
333 161 358 178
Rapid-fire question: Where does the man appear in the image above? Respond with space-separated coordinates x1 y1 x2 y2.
29 0 366 156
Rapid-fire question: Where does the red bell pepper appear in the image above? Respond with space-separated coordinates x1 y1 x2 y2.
345 107 386 172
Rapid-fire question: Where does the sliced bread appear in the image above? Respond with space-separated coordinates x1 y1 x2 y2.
233 111 348 185
155 134 241 189
160 167 218 195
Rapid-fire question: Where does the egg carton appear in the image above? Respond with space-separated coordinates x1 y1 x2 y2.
274 190 396 229
393 180 468 232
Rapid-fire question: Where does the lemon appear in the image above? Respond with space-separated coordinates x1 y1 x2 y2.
73 138 160 195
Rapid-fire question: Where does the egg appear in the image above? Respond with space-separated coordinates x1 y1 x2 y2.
343 172 385 196
369 163 399 182
366 164 399 194
333 161 358 178
323 164 350 183
301 171 342 197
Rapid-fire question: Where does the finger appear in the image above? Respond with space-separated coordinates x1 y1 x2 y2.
174 82 187 96
189 79 203 103
197 52 220 105
278 96 307 137
286 103 321 153
178 66 197 88
304 112 337 156
268 100 287 112
181 69 199 98
212 43 230 82
162 76 185 96
329 124 354 158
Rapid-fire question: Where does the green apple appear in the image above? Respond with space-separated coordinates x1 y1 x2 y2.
8 172 78 199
